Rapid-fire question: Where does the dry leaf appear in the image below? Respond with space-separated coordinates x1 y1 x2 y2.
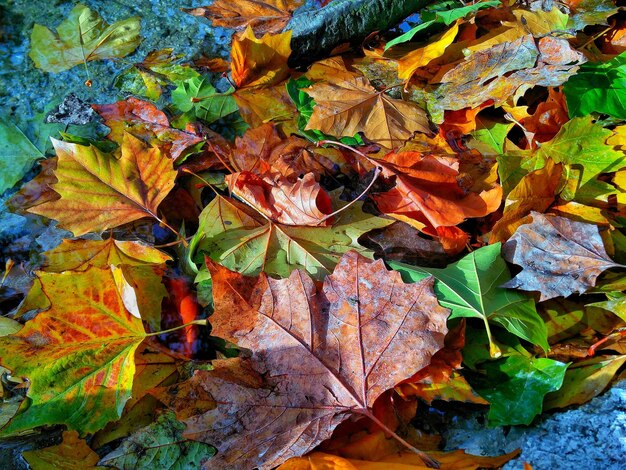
231 26 292 89
305 75 430 148
178 252 449 469
502 212 624 301
185 0 303 36
226 171 333 226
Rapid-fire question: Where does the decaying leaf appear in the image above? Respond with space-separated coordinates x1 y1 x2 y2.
27 132 176 236
0 267 148 436
502 212 625 301
29 4 141 73
185 0 303 36
99 411 216 469
179 251 449 469
305 75 430 148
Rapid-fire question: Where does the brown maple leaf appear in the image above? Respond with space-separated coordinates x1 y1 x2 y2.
185 0 303 36
175 251 449 469
305 75 430 148
225 171 333 226
502 212 625 301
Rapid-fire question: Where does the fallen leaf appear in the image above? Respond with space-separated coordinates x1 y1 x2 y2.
226 171 332 226
29 4 141 73
391 243 549 354
370 151 502 228
191 192 392 280
305 75 430 148
93 97 203 160
99 411 215 469
544 355 626 410
234 84 298 132
22 431 101 470
114 48 200 100
397 22 460 80
181 251 449 469
490 159 563 243
231 123 345 179
502 212 624 301
529 116 626 200
279 449 520 470
471 354 567 426
41 237 171 271
27 132 176 237
0 119 46 195
172 76 238 125
520 88 569 145
0 267 148 436
185 0 303 36
231 26 292 89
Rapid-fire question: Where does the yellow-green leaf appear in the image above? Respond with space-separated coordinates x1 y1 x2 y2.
29 4 141 73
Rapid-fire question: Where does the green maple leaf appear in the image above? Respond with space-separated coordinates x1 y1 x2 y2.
390 244 549 355
29 4 141 73
190 193 393 280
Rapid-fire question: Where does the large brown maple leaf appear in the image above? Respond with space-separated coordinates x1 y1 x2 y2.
174 251 449 469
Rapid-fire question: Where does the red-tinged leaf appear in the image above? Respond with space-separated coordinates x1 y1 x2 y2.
370 151 502 229
226 171 333 226
93 97 203 160
0 267 148 436
27 132 176 237
177 252 449 469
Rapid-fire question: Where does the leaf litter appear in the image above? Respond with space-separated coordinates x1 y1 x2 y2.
2 0 626 469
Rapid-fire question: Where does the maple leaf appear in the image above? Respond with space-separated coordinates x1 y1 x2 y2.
231 123 346 179
93 97 203 160
178 252 449 469
22 431 100 469
225 171 333 226
29 4 141 73
0 267 148 436
370 151 502 229
528 116 626 200
27 132 176 237
231 26 292 89
391 244 549 355
502 212 625 301
304 75 430 148
185 0 303 36
426 35 585 123
190 192 392 280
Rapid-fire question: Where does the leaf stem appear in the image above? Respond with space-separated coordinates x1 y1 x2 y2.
153 214 189 248
146 319 207 337
360 409 440 469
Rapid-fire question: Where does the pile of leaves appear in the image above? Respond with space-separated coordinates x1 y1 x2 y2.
3 0 626 468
